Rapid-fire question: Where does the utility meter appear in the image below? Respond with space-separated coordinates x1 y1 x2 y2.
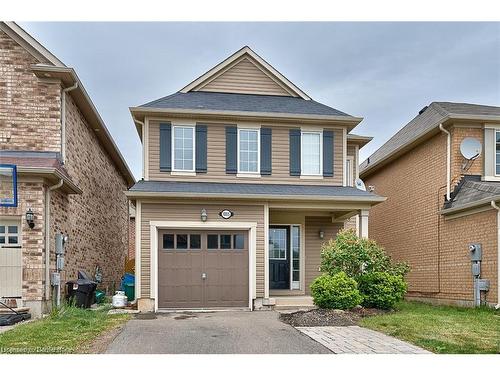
55 233 69 255
469 243 482 262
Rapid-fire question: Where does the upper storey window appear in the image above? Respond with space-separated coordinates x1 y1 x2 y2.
238 128 260 174
301 131 322 176
496 131 500 175
173 126 195 172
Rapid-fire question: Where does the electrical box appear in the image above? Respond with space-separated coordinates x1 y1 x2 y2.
471 262 481 277
477 279 490 291
50 272 60 286
55 233 65 255
56 256 65 271
469 243 482 261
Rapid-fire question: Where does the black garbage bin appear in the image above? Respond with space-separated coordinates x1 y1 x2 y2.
66 279 97 308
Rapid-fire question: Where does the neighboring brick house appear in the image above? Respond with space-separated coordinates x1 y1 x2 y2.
128 46 383 312
360 102 500 308
0 22 135 317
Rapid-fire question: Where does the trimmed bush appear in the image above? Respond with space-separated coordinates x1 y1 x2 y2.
357 271 407 309
320 229 410 278
310 272 363 309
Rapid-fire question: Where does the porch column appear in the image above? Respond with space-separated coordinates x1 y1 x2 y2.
359 209 369 238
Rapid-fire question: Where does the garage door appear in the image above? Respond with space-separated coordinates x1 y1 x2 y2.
158 230 249 309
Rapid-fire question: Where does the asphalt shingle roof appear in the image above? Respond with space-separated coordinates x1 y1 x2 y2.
360 102 500 175
140 91 352 117
443 175 500 211
129 180 381 199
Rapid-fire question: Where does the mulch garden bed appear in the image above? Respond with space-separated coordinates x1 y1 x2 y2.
279 307 387 327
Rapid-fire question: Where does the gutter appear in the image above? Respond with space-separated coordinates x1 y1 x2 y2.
491 201 500 309
44 179 63 302
439 124 451 201
61 82 78 163
124 190 387 203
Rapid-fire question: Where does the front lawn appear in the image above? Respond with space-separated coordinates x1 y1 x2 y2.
0 305 130 354
359 301 500 354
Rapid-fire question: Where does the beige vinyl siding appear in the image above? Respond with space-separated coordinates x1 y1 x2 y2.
140 201 265 298
304 216 343 294
196 57 293 97
148 120 344 185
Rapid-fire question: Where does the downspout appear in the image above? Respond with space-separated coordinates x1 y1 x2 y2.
61 83 78 163
439 124 451 201
491 201 500 309
44 179 64 302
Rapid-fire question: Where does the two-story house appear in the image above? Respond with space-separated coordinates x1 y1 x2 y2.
360 102 500 308
127 46 384 312
0 22 135 317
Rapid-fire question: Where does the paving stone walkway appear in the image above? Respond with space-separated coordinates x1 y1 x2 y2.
297 326 431 354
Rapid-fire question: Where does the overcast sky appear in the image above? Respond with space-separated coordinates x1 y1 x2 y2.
21 22 500 180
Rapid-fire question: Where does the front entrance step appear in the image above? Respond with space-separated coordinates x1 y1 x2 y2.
273 296 315 311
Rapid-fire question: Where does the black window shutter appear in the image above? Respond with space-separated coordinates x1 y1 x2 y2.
226 126 237 174
260 128 272 175
195 124 207 173
159 122 171 172
289 129 301 176
323 130 334 177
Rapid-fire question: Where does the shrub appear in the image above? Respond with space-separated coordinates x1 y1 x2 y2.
310 272 363 309
320 229 410 278
357 271 407 309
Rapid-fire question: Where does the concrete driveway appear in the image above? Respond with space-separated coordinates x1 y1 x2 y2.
106 310 331 354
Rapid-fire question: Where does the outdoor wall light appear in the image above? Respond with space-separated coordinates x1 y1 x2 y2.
26 208 35 229
318 230 325 239
201 208 208 222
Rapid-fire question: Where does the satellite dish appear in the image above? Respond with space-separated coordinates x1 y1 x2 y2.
355 178 366 191
460 138 482 160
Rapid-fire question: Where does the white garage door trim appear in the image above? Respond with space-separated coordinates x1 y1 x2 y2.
149 220 257 312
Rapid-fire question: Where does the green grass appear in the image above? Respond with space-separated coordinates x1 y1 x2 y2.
359 301 500 354
0 305 130 354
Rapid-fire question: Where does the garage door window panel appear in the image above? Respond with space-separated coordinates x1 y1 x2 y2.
190 234 201 249
220 234 232 249
1 224 20 247
176 234 188 249
207 234 219 250
233 234 244 250
162 234 175 250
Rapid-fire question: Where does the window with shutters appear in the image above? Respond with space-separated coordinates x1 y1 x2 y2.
238 128 260 174
301 131 322 175
172 126 195 172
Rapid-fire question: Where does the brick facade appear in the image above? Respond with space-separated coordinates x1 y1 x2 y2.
364 123 498 306
0 27 130 316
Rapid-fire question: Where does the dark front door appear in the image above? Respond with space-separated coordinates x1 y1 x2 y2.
269 226 290 289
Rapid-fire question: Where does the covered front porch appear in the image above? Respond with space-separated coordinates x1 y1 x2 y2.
263 202 372 306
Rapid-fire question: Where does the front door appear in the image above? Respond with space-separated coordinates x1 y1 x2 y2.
269 226 290 289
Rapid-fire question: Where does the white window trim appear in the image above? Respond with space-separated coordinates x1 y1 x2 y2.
0 218 21 248
171 125 196 172
346 156 354 187
300 130 323 176
237 128 261 175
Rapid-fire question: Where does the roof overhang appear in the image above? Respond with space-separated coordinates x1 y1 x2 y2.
347 134 373 149
125 189 386 204
31 65 135 187
17 166 82 194
130 106 363 140
440 195 500 217
360 114 500 179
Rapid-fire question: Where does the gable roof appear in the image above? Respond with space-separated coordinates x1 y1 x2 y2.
1 22 135 186
180 46 311 100
360 102 500 178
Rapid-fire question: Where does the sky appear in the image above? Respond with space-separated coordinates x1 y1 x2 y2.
21 22 500 181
